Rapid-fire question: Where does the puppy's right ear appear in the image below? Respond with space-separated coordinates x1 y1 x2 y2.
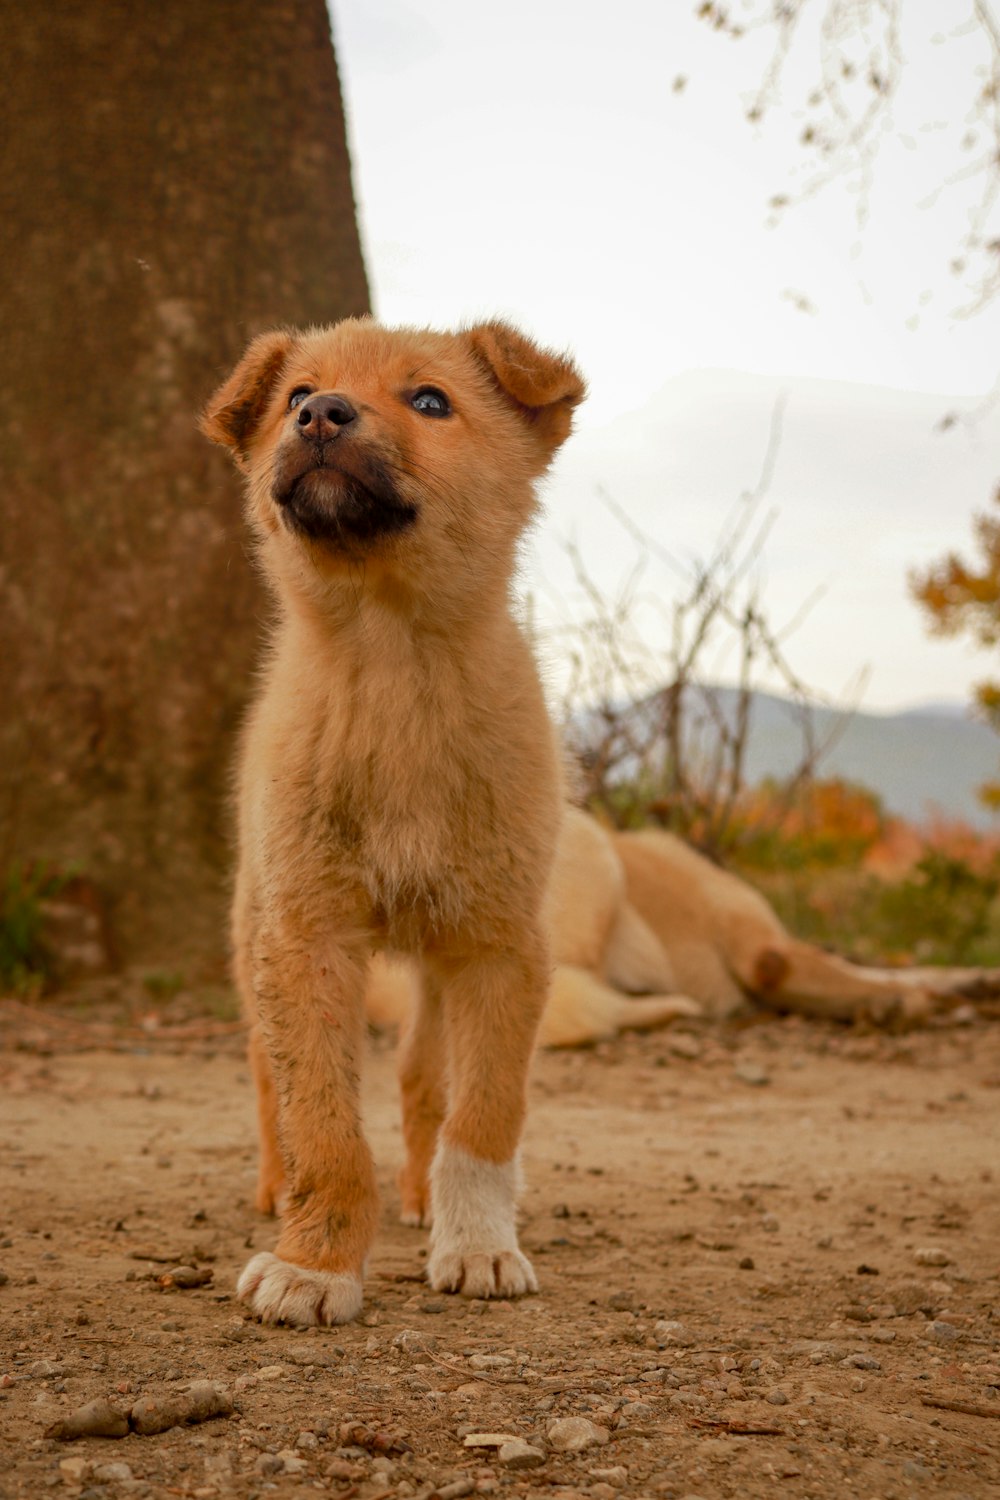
465 321 586 461
199 330 294 462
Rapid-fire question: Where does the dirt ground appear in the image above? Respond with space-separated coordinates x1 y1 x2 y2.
2 1007 999 1500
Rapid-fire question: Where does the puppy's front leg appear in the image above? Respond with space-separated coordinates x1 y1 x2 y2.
426 936 547 1299
238 921 378 1327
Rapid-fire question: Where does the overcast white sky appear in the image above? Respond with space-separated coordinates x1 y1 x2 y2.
332 0 1000 712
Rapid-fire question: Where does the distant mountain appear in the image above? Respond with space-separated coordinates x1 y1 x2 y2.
901 701 970 720
731 690 999 828
574 686 1000 829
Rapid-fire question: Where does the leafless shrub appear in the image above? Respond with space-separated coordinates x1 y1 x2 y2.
538 403 864 858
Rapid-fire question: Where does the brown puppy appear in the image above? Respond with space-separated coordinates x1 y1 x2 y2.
200 317 585 1326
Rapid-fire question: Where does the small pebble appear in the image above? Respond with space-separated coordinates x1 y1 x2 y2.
738 1256 754 1270
467 1354 511 1370
590 1467 628 1488
929 1321 961 1343
276 1450 309 1474
46 1398 130 1441
914 1248 950 1267
91 1463 132 1483
618 1402 654 1422
325 1459 365 1480
393 1328 436 1354
766 1388 789 1405
58 1458 91 1483
734 1061 769 1086
653 1319 695 1347
668 1034 702 1060
497 1439 546 1470
888 1281 933 1316
607 1291 637 1312
547 1416 609 1453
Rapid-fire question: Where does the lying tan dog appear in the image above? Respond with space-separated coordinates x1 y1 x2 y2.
201 317 584 1326
367 806 998 1045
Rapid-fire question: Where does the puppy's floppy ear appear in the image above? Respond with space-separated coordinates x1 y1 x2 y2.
466 321 586 458
199 329 295 460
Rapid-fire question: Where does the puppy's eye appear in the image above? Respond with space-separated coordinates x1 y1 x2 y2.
410 387 450 418
288 387 313 410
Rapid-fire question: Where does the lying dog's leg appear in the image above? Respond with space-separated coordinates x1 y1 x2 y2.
398 969 447 1228
425 938 547 1300
237 924 378 1327
737 938 933 1026
247 1023 287 1217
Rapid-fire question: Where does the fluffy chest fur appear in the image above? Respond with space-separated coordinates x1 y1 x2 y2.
243 606 559 949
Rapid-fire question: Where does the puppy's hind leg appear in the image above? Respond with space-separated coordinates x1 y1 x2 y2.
397 968 447 1228
425 935 548 1300
237 912 378 1328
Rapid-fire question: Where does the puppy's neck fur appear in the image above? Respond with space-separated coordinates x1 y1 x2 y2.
265 532 517 651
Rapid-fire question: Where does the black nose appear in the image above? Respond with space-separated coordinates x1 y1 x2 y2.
296 392 357 441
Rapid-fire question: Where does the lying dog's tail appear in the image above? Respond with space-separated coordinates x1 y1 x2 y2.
603 899 678 996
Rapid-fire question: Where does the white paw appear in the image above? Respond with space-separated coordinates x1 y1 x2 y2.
427 1246 538 1298
427 1143 537 1299
237 1251 363 1327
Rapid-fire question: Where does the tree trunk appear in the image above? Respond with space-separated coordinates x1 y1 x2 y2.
0 0 370 966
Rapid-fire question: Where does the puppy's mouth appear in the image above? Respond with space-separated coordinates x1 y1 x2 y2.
271 448 417 547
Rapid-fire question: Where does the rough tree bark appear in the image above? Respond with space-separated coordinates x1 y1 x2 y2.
0 0 370 965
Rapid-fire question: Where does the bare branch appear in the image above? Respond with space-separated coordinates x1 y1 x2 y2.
548 404 856 857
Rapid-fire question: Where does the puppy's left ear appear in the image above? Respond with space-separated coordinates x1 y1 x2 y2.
466 321 586 459
199 329 295 464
